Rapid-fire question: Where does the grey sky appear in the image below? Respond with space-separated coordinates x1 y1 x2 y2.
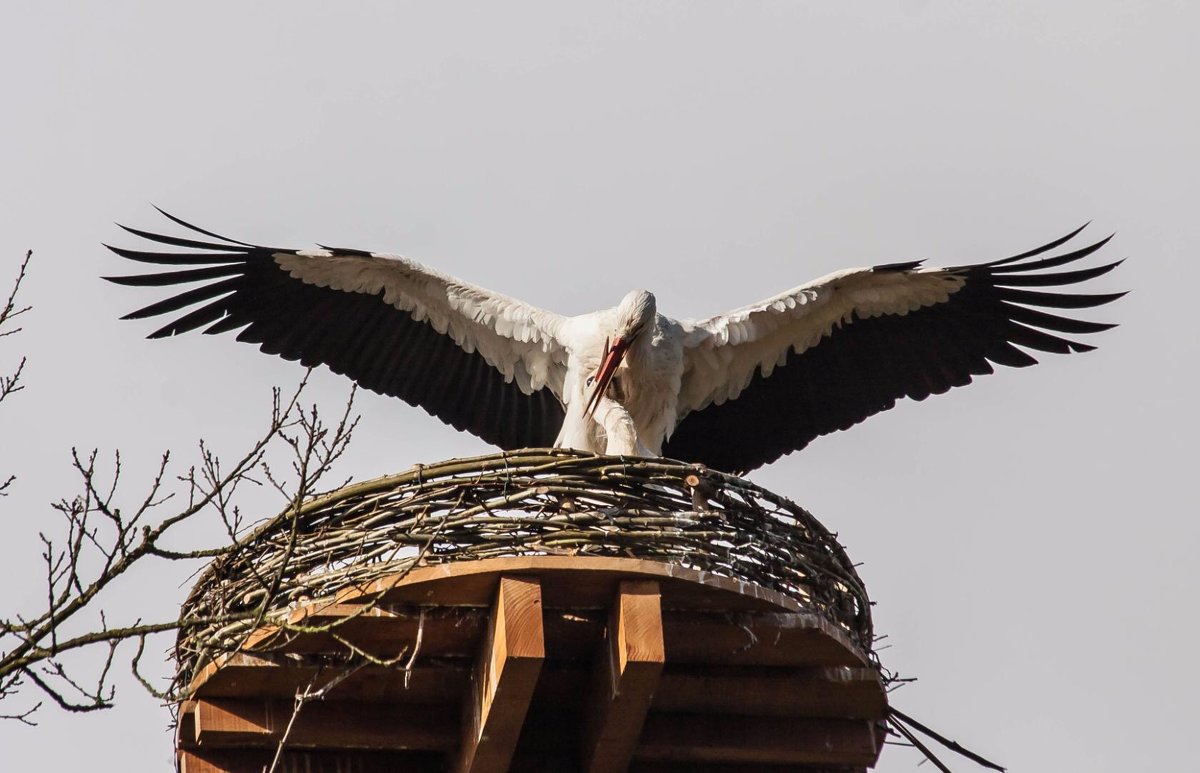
2 2 1196 770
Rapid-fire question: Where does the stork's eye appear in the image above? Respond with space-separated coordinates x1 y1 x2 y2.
586 376 595 386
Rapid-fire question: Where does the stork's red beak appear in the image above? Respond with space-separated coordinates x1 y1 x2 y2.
584 336 630 418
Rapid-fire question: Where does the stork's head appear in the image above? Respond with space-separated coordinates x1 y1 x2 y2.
614 289 656 339
585 290 656 418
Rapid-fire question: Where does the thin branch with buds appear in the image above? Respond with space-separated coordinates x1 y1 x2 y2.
1 302 361 721
1 250 32 498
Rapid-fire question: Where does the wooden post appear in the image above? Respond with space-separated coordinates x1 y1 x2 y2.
456 575 545 773
581 580 665 773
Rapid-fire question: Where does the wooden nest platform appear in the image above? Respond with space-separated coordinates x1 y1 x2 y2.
176 450 887 772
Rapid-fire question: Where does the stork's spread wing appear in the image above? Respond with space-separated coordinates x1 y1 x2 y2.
105 211 568 449
665 226 1123 473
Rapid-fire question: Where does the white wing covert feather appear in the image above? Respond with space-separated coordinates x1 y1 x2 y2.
275 251 568 397
677 267 966 415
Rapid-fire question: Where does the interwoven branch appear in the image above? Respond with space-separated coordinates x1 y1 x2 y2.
177 449 873 684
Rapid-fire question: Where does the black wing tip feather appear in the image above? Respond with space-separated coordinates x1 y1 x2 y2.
316 243 375 257
874 259 925 272
984 226 1123 362
105 274 151 287
115 223 241 252
1001 221 1092 262
113 205 284 253
876 223 1108 275
977 228 1125 346
150 205 261 248
982 229 1113 270
976 226 1124 374
107 210 260 336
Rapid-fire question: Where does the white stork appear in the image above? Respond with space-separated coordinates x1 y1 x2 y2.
106 211 1123 474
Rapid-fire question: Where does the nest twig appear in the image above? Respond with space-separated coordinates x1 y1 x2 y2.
175 449 873 684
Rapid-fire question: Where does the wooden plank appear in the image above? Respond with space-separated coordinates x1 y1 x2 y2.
241 604 598 662
653 665 887 718
179 748 239 773
191 698 457 750
190 652 470 702
457 575 545 773
497 661 884 723
244 605 488 658
631 763 868 773
582 580 665 773
234 605 862 668
635 714 880 766
333 556 804 614
662 611 867 667
180 748 445 773
177 700 197 749
194 698 270 745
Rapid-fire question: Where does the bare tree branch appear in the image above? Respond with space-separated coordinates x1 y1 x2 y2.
1 332 361 720
0 253 375 726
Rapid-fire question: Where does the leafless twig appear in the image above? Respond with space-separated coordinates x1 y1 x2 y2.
888 706 1006 772
1 251 32 499
1 344 360 720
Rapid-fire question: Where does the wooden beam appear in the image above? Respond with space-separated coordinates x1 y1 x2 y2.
179 749 240 773
635 714 880 766
193 699 270 746
581 580 665 773
177 700 197 749
332 555 803 614
190 698 456 750
662 611 866 667
244 604 488 658
245 605 859 666
630 763 869 773
653 665 887 719
179 748 445 773
190 651 470 703
457 575 545 773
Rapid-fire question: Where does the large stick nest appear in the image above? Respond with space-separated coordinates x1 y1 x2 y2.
176 449 873 683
